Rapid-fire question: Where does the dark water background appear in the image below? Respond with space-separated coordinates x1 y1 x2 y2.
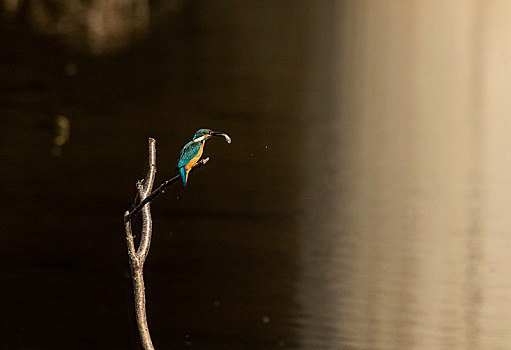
2 1 511 349
2 2 308 349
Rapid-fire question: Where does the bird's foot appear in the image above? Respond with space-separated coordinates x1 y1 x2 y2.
196 157 209 167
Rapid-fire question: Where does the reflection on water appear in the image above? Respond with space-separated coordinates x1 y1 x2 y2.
52 115 70 156
3 1 511 349
301 1 511 349
1 0 183 54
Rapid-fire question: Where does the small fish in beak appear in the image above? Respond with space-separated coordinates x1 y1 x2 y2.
210 131 232 144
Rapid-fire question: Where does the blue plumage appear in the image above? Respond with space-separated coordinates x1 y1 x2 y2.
179 167 189 187
177 140 201 168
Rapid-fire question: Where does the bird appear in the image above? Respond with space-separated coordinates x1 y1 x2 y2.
177 128 231 186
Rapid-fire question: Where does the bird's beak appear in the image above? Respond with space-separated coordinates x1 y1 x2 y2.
210 131 232 144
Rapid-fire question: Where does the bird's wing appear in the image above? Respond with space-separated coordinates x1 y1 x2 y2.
177 141 201 168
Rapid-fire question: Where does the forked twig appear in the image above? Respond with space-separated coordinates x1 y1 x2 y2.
124 138 157 350
123 137 209 350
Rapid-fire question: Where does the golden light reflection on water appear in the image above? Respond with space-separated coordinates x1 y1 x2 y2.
301 1 511 349
2 0 183 54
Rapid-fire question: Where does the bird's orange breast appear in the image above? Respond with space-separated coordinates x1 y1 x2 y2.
184 142 204 170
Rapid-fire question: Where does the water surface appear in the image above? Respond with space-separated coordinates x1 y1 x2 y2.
2 1 511 349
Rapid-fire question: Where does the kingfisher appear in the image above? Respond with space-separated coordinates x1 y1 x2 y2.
177 128 231 186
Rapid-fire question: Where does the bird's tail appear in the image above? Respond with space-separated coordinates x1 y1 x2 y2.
179 167 188 187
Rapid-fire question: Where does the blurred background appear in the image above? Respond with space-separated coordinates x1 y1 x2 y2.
2 1 511 349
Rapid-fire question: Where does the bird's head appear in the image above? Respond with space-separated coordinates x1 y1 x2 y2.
192 128 231 144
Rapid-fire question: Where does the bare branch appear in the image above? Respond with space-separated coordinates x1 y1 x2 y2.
124 138 156 350
123 138 211 350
